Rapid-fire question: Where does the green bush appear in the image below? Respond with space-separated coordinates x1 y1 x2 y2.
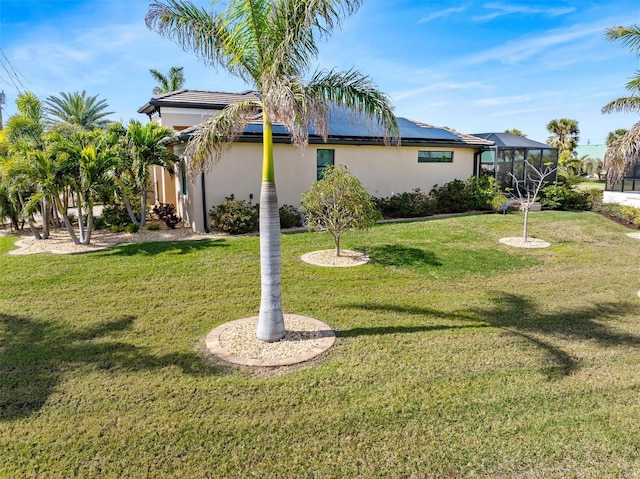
374 189 434 218
92 215 108 230
601 203 640 227
279 204 302 228
100 203 133 227
491 195 509 213
465 176 504 211
126 222 139 234
144 222 162 231
430 179 474 213
210 195 259 234
540 183 591 211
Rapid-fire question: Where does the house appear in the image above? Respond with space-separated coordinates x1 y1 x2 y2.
138 89 496 232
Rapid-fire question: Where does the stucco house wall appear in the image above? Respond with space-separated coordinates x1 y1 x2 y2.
172 142 477 232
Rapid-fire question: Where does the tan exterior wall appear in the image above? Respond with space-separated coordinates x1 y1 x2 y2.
156 107 219 130
178 142 478 232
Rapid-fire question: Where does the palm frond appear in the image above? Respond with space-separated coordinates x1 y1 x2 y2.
185 99 262 180
601 96 640 114
305 68 400 145
605 120 640 187
605 25 640 52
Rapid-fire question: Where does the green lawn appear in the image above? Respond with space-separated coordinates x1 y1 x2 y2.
2 211 640 478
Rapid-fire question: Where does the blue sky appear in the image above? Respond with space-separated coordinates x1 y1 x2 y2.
2 0 640 144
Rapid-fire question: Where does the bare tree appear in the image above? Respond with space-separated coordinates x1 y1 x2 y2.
508 160 557 242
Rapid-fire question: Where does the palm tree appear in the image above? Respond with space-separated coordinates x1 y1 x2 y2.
123 120 177 227
602 25 640 188
147 0 399 341
44 90 114 130
4 92 51 239
48 128 118 244
150 66 185 95
504 128 527 137
546 118 579 153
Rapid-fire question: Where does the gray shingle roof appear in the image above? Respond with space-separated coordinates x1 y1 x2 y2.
472 132 554 149
137 89 260 115
141 89 494 148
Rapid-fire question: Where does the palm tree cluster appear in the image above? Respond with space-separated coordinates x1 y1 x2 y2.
0 91 177 244
146 0 399 342
602 25 640 188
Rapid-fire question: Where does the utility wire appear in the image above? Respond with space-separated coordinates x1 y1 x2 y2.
0 48 28 94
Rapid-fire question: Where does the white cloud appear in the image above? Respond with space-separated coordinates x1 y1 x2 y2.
393 81 489 101
473 94 534 106
418 6 467 24
473 2 576 22
460 23 605 65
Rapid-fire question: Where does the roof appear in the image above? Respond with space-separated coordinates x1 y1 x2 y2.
175 116 493 148
140 89 494 148
472 132 555 149
575 144 606 161
137 89 260 115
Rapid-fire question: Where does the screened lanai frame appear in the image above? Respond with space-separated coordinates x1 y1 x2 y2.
472 133 559 191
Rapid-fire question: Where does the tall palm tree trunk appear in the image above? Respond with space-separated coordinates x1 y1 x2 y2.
256 120 285 342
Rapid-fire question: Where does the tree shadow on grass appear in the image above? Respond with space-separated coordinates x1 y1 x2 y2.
99 238 229 257
340 293 640 379
359 244 442 268
0 313 219 421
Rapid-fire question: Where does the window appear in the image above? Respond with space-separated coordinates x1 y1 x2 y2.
317 149 335 180
418 151 453 163
179 158 188 197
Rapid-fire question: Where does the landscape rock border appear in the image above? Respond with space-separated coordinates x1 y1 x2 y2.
205 314 336 367
499 237 551 248
301 249 370 267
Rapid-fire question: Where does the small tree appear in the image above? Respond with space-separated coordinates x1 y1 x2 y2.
508 160 557 242
301 165 380 256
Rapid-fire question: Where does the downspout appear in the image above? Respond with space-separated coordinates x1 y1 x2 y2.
201 172 210 233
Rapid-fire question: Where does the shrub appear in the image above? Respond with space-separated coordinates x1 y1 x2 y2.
209 195 259 234
92 215 108 230
374 189 434 218
466 176 504 211
152 202 182 229
100 203 132 227
430 179 474 214
126 222 139 234
144 222 162 231
279 204 303 228
491 195 509 213
540 183 591 211
602 203 640 227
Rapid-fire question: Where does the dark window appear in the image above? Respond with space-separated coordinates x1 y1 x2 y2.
418 151 453 163
317 149 335 180
179 158 188 196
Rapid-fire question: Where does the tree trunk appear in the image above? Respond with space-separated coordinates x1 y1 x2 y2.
334 233 341 257
117 182 138 226
54 196 79 244
18 192 41 240
140 190 147 227
41 198 50 239
83 210 93 245
76 193 85 244
255 118 285 343
523 207 529 242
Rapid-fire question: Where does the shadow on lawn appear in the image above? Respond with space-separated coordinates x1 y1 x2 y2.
359 244 442 268
0 313 217 421
341 292 640 379
100 238 228 257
